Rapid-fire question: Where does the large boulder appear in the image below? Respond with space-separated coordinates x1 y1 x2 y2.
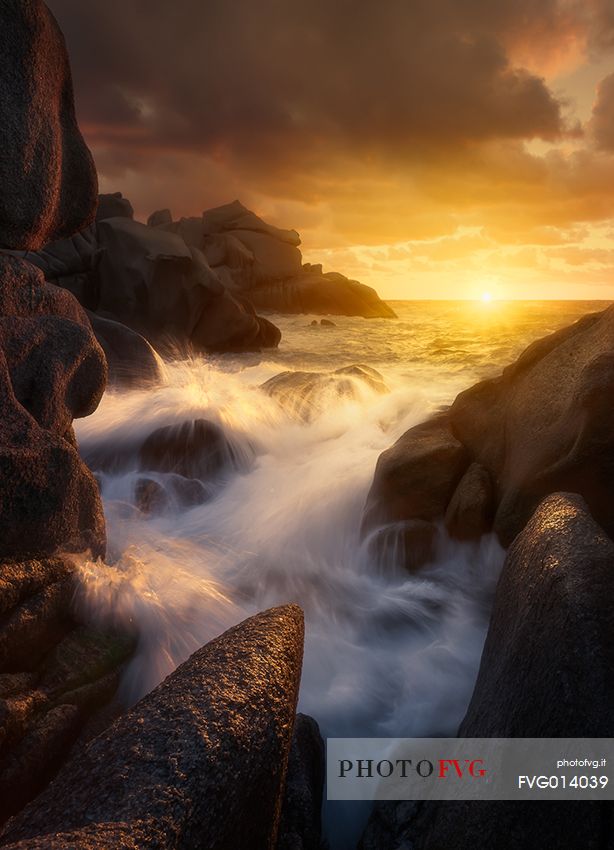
0 258 106 559
0 557 134 826
96 217 280 354
86 313 163 389
363 305 614 563
202 200 301 246
0 0 97 250
249 270 397 318
364 494 614 850
1 605 305 850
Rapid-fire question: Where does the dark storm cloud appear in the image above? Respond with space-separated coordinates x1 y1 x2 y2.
46 0 581 174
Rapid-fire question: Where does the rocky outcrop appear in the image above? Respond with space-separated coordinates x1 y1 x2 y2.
86 313 164 389
362 494 614 850
0 258 106 560
249 270 397 318
0 1 97 250
0 557 134 826
25 198 394 358
363 305 614 567
1 605 305 850
262 364 388 422
277 714 325 850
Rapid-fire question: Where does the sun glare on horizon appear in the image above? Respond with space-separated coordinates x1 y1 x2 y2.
481 291 493 303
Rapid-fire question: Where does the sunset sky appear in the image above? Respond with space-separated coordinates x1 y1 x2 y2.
49 0 614 300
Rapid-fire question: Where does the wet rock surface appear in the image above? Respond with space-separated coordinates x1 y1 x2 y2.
1 605 305 850
361 493 614 849
364 304 614 562
0 557 134 827
262 364 388 422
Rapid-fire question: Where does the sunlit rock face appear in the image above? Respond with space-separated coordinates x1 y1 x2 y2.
0 0 107 559
1 605 304 850
363 304 614 565
0 1 97 250
361 493 614 850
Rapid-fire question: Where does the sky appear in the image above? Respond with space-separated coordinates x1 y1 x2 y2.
48 0 614 300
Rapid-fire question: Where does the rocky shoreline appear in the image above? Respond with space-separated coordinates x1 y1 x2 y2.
0 2 613 849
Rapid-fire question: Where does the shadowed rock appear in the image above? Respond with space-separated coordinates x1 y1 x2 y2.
363 304 614 556
1 605 305 850
0 0 97 250
362 415 469 553
138 418 252 481
95 216 281 354
0 345 105 560
277 714 325 850
87 313 164 388
361 494 614 849
249 270 397 318
0 558 134 825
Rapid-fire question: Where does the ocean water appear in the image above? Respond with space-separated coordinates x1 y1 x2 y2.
73 299 609 847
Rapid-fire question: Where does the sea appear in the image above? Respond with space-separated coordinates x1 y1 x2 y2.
73 299 610 847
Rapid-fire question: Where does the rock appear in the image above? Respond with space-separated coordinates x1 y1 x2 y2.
363 305 614 549
277 714 325 850
138 418 252 481
262 364 388 422
249 270 397 318
87 312 164 388
365 519 438 573
96 193 134 222
385 494 614 850
0 343 105 560
0 558 133 826
133 478 169 516
232 229 303 284
202 200 301 246
362 415 469 541
0 256 107 560
8 225 101 311
310 320 318 326
320 319 336 327
147 209 172 228
95 216 281 354
0 0 97 250
1 605 305 850
444 462 494 540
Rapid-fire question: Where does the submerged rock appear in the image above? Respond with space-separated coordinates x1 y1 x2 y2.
365 494 614 850
138 418 253 481
262 364 388 422
1 605 305 850
363 304 614 555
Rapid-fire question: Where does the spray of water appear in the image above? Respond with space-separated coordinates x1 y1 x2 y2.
73 336 505 849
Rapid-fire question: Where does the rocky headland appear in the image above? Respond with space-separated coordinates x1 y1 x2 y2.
0 2 613 849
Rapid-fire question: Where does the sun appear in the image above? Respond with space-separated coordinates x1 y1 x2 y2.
481 291 492 303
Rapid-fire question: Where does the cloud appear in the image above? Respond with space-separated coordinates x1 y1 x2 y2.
590 72 614 150
47 0 579 172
